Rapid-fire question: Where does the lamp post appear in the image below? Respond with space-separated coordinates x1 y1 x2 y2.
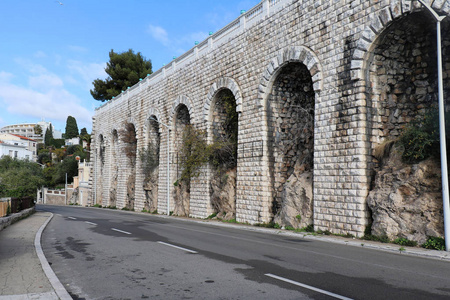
407 0 449 250
150 117 171 216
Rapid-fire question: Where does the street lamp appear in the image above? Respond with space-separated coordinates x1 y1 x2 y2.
407 0 449 251
150 116 171 216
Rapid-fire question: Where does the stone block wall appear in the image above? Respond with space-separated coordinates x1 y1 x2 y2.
91 0 450 237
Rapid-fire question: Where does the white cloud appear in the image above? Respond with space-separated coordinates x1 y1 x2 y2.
34 51 47 58
147 24 209 56
29 73 64 90
67 60 106 90
0 71 14 82
68 45 88 53
0 82 93 128
147 25 170 46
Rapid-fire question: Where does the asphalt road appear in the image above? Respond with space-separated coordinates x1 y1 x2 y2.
39 205 450 300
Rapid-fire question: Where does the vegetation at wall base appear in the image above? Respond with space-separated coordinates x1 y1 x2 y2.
393 237 418 247
421 236 446 251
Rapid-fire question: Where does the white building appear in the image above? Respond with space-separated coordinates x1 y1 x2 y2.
0 121 62 144
0 133 37 161
65 137 80 146
0 140 33 160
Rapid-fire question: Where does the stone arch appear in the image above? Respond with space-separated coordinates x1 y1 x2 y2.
169 95 194 125
350 1 450 81
144 107 162 144
258 46 322 109
206 87 239 220
265 61 316 229
142 111 161 212
118 121 138 210
203 77 243 124
96 133 106 206
360 5 450 243
171 102 192 217
109 129 119 208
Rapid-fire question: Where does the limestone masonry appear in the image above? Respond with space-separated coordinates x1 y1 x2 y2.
91 0 450 237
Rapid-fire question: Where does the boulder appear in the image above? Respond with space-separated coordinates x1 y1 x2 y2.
274 162 313 229
367 149 444 244
210 168 236 221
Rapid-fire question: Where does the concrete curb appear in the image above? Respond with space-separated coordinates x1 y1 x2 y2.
34 213 72 300
0 207 35 231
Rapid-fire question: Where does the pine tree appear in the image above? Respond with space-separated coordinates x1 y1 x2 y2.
65 116 79 139
44 124 54 147
90 49 153 102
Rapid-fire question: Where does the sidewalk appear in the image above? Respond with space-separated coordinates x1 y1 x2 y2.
0 211 64 300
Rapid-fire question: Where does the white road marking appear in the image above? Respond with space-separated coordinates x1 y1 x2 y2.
67 217 77 220
265 273 353 300
85 221 97 226
157 241 198 254
111 228 132 235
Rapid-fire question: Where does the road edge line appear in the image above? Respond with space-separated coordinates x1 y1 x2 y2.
34 213 72 300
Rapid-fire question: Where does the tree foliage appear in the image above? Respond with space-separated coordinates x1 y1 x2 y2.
34 124 43 136
65 116 79 139
44 124 54 147
90 49 153 102
0 156 44 198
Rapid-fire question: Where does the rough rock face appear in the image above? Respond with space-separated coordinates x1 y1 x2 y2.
109 171 118 207
143 170 158 212
367 150 444 244
274 161 313 229
210 168 236 221
126 173 135 210
174 183 190 217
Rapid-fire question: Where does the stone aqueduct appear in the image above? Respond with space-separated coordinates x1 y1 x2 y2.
91 0 450 237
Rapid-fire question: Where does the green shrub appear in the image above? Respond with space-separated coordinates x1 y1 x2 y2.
397 107 444 163
363 234 390 243
422 236 445 251
393 237 417 247
303 224 314 232
93 203 102 208
206 212 218 219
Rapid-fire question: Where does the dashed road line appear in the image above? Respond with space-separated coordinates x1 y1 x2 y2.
67 217 77 220
111 228 132 235
265 273 353 300
157 241 198 254
85 221 97 226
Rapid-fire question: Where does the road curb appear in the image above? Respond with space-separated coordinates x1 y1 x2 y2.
34 213 72 300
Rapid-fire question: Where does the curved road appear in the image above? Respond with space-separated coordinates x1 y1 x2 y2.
39 205 450 300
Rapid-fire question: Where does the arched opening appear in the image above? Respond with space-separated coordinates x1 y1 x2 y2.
173 104 191 216
209 89 238 220
97 134 105 205
268 62 315 229
142 116 160 212
366 12 450 243
120 122 137 210
109 130 119 208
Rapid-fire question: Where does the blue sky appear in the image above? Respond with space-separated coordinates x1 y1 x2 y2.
0 0 259 134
